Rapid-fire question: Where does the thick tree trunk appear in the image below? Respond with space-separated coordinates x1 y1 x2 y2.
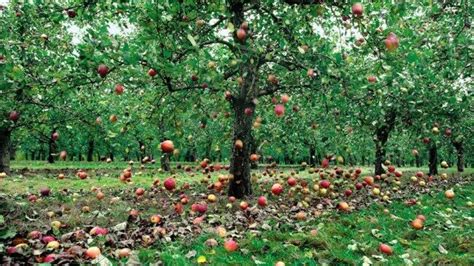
453 141 464 172
373 112 396 175
87 140 94 162
374 140 386 176
161 153 170 171
0 129 12 175
228 99 253 198
428 143 438 176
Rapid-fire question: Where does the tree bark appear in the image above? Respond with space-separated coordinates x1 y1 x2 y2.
373 112 396 175
415 155 421 167
374 140 386 175
453 141 464 172
0 129 12 175
428 142 438 175
47 129 57 164
161 153 170 171
228 99 253 198
309 145 316 166
249 135 258 169
87 139 94 162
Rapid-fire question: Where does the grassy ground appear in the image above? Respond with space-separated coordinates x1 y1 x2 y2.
1 162 473 265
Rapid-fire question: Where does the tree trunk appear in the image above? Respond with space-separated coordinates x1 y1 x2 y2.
415 155 421 167
453 141 464 172
428 142 438 176
228 99 253 198
0 129 12 175
47 129 57 164
373 112 396 175
87 139 94 162
309 145 316 166
374 140 386 176
249 135 258 169
161 153 170 171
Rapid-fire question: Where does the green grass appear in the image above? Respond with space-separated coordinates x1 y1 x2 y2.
1 163 473 265
153 182 473 265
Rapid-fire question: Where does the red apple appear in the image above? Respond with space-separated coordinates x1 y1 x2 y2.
379 243 393 255
388 165 395 173
250 154 259 162
257 196 267 207
161 140 174 153
148 68 157 77
307 68 315 78
51 132 59 141
267 74 278 85
281 94 290 104
59 151 67 160
97 64 109 78
319 180 330 189
385 32 399 52
44 254 56 263
234 139 243 150
321 158 330 168
224 239 238 252
287 177 297 187
115 84 124 95
239 201 249 211
367 75 377 83
244 107 253 116
9 111 19 122
271 183 283 195
444 128 452 137
40 187 51 197
135 188 145 196
236 28 246 41
164 177 176 191
274 104 285 117
344 189 352 197
352 3 363 17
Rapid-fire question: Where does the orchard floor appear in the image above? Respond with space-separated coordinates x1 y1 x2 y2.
1 161 473 265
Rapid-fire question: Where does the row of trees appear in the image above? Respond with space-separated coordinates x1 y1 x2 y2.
1 1 472 198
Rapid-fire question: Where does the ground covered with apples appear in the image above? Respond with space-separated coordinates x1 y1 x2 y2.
1 162 473 265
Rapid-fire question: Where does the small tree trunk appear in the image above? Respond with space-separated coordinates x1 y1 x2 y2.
228 100 253 198
309 145 316 166
161 153 170 171
453 141 464 172
428 143 438 175
47 130 57 164
0 129 12 175
249 136 258 169
87 140 94 162
415 155 421 167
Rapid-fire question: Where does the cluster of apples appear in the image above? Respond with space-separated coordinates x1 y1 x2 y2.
5 227 119 263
